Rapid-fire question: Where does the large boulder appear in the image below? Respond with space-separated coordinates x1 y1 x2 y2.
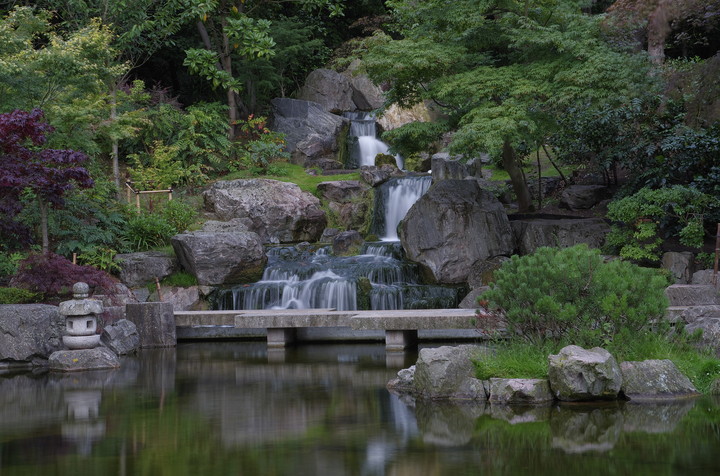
341 60 385 111
547 345 622 401
684 317 720 356
377 102 433 132
0 304 64 367
270 98 347 164
399 180 513 284
203 179 327 244
171 231 267 286
114 251 179 288
620 359 699 400
560 185 607 210
511 218 610 255
332 230 364 256
297 68 356 113
101 319 140 355
413 345 484 399
662 252 695 284
550 406 622 453
488 378 554 404
431 154 470 181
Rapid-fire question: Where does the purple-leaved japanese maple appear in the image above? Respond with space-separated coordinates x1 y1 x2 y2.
0 109 93 253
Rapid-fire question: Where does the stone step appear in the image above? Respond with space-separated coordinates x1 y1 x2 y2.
664 284 720 306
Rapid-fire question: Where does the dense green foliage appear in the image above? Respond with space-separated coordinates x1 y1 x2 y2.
0 286 41 304
482 245 669 347
606 185 720 262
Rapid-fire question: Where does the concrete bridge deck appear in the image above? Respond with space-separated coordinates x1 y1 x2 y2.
174 308 503 350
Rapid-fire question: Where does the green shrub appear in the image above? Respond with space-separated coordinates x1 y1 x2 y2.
0 287 40 304
123 213 175 251
606 185 719 262
77 247 121 273
158 199 196 234
482 245 669 347
0 251 25 278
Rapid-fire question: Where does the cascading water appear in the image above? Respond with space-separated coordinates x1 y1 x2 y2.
372 175 432 241
344 112 402 169
215 242 462 312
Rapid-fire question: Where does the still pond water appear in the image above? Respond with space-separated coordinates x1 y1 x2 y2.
1 342 719 476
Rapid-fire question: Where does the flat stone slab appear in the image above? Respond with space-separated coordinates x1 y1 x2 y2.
349 309 484 330
175 310 241 327
236 309 356 328
48 347 120 372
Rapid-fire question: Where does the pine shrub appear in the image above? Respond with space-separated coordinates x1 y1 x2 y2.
482 245 669 347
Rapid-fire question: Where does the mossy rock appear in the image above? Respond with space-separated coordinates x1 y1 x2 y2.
375 153 397 168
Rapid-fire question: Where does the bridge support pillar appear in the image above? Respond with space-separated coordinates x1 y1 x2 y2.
385 330 417 351
267 328 297 348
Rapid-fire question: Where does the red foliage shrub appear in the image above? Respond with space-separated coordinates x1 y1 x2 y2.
11 253 118 303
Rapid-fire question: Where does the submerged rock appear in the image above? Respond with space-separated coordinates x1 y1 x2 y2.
488 378 554 404
48 347 120 372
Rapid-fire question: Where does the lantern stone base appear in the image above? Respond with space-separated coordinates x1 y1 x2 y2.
49 347 120 372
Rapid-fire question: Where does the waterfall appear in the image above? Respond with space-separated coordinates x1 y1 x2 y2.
215 242 463 311
344 112 402 169
373 176 432 241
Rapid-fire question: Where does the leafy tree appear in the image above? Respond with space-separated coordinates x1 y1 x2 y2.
0 109 93 253
606 0 720 63
363 0 653 211
183 0 344 138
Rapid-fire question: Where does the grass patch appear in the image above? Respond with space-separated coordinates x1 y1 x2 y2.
474 332 720 394
607 330 720 394
223 162 360 195
160 271 198 287
474 341 559 380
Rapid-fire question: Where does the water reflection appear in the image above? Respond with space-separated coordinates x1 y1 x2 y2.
0 342 718 476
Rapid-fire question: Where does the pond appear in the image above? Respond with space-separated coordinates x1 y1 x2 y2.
1 342 719 476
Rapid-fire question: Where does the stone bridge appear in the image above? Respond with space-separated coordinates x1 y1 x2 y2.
174 308 505 351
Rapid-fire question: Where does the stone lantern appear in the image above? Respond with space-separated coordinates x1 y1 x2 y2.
59 282 103 350
49 283 119 372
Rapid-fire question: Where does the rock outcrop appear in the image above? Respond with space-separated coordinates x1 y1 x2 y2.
171 231 266 286
203 179 327 244
399 180 513 283
547 345 622 401
511 217 610 255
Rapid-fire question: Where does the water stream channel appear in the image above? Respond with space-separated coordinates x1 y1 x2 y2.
2 342 718 476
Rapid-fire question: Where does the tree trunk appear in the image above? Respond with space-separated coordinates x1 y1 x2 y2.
111 87 120 195
38 198 49 255
502 139 534 212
